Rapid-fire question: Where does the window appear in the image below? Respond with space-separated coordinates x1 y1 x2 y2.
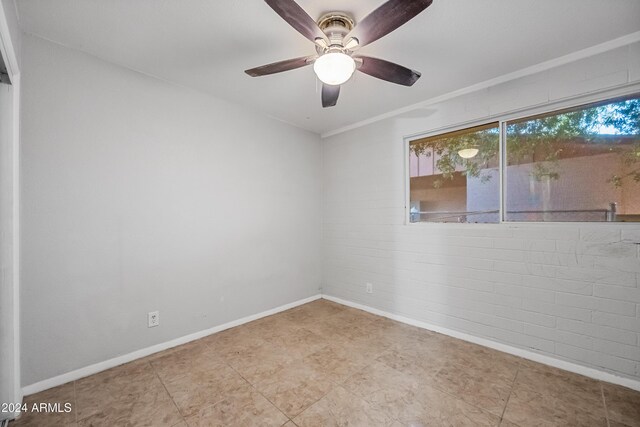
505 96 640 222
409 123 500 223
408 94 640 223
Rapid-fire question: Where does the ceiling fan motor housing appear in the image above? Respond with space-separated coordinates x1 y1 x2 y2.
245 0 431 107
317 12 355 51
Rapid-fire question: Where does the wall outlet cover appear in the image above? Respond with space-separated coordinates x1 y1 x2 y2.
148 311 160 328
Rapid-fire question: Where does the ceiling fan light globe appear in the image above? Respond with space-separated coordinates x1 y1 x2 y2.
313 52 356 86
458 148 479 159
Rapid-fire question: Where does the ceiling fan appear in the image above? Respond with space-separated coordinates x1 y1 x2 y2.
245 0 433 108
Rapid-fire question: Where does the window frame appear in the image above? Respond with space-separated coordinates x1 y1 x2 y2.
406 120 502 224
404 85 640 226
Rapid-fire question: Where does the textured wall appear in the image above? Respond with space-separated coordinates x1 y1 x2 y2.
322 43 640 382
21 34 322 386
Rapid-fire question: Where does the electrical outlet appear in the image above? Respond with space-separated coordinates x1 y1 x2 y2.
148 311 160 328
366 283 373 294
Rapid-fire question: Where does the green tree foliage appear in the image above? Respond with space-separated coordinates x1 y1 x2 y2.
410 98 640 188
600 99 640 187
410 127 499 188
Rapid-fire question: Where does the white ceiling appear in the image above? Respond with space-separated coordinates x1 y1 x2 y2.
16 0 640 134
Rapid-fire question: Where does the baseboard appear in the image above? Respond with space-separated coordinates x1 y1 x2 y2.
23 292 640 395
22 294 321 396
322 294 640 392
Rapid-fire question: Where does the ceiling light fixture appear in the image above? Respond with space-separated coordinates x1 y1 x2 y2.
245 0 433 107
313 51 356 86
458 148 479 159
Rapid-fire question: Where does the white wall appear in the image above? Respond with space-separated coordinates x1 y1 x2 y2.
322 42 640 383
20 33 322 387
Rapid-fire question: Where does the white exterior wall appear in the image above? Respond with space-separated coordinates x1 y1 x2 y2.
20 34 322 387
322 42 640 383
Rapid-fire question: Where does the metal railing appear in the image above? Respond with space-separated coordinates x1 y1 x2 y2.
411 203 618 223
412 209 499 223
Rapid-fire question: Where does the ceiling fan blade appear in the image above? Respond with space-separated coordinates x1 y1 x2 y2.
345 0 433 48
355 56 421 86
245 56 315 77
322 84 340 108
264 0 329 45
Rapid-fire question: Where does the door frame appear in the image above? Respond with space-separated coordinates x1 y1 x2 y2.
0 1 21 417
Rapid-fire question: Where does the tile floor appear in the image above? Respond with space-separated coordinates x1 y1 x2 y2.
10 299 640 427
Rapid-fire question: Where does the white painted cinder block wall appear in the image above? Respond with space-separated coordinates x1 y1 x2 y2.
20 33 322 386
322 42 640 383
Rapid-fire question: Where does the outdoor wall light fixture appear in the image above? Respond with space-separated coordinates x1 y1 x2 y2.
458 147 479 159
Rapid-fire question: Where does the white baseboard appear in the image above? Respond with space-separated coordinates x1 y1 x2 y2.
322 294 640 392
22 294 321 396
23 292 640 396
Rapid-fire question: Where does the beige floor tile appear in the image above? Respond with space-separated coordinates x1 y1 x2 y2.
343 361 422 419
293 385 393 427
449 339 522 368
319 330 389 363
277 307 320 327
342 333 394 357
498 420 521 427
430 345 519 416
299 317 333 339
141 340 201 364
305 308 379 340
76 390 182 427
610 421 636 427
602 382 640 427
266 327 331 359
10 421 77 427
160 362 248 418
300 299 347 316
515 362 602 398
502 365 607 426
432 364 513 417
75 361 164 420
75 361 182 426
225 341 297 385
256 359 335 418
304 318 361 342
396 384 500 427
503 385 607 426
303 343 371 385
10 383 76 427
337 307 380 322
376 334 451 380
150 341 226 381
202 325 265 359
185 383 288 427
373 318 437 347
242 314 302 341
279 300 346 325
330 311 383 338
16 299 623 427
